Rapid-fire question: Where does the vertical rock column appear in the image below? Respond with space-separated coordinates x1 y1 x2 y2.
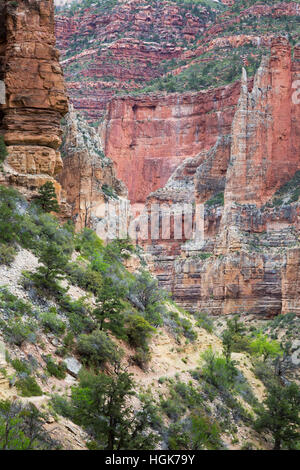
225 37 295 207
0 0 68 198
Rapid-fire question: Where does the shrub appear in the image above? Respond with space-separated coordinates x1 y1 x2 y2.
0 287 35 317
77 330 122 368
45 357 67 380
201 349 238 390
129 270 166 311
3 319 37 346
74 228 103 258
28 242 71 294
126 314 156 349
59 296 94 335
179 317 198 341
255 383 300 450
66 262 103 295
161 398 186 421
131 347 151 370
250 333 283 362
165 309 197 341
205 192 224 207
0 186 24 244
41 309 66 335
11 359 32 375
16 376 43 397
195 312 214 333
0 400 57 449
0 244 17 266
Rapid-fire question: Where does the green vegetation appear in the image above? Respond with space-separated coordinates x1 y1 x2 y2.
0 244 17 266
52 366 159 450
0 182 299 450
255 383 300 450
60 0 119 17
77 329 122 369
267 170 300 207
0 136 8 164
45 357 67 380
93 277 125 335
0 400 58 450
102 184 118 200
205 192 225 208
250 332 283 362
195 312 214 333
35 182 60 213
41 309 66 336
15 376 43 398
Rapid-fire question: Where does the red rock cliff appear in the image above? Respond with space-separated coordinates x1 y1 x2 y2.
138 38 300 317
0 0 68 200
58 105 129 236
101 82 242 203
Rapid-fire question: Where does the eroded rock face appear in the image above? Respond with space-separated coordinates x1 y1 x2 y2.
55 0 215 121
225 38 299 206
139 37 300 317
101 82 242 203
0 0 68 201
58 105 129 236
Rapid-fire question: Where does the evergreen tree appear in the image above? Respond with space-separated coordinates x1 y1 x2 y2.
29 241 70 293
69 366 159 450
36 182 60 213
93 277 125 336
255 383 300 450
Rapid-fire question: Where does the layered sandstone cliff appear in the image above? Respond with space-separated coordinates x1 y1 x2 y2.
55 1 300 123
0 0 68 202
138 37 300 317
58 105 129 237
55 0 216 121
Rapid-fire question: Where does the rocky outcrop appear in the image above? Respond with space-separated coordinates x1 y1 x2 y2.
101 81 243 203
0 0 68 202
55 1 300 123
225 38 299 206
55 0 217 121
58 105 129 236
139 38 300 317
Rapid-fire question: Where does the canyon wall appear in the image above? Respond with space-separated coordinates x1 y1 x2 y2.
138 37 300 317
58 105 129 237
54 0 217 121
101 82 243 203
55 1 300 125
0 0 68 203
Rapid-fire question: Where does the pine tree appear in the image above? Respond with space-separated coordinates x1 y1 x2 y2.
69 365 159 450
93 277 124 336
36 182 60 213
30 242 70 293
255 383 300 450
